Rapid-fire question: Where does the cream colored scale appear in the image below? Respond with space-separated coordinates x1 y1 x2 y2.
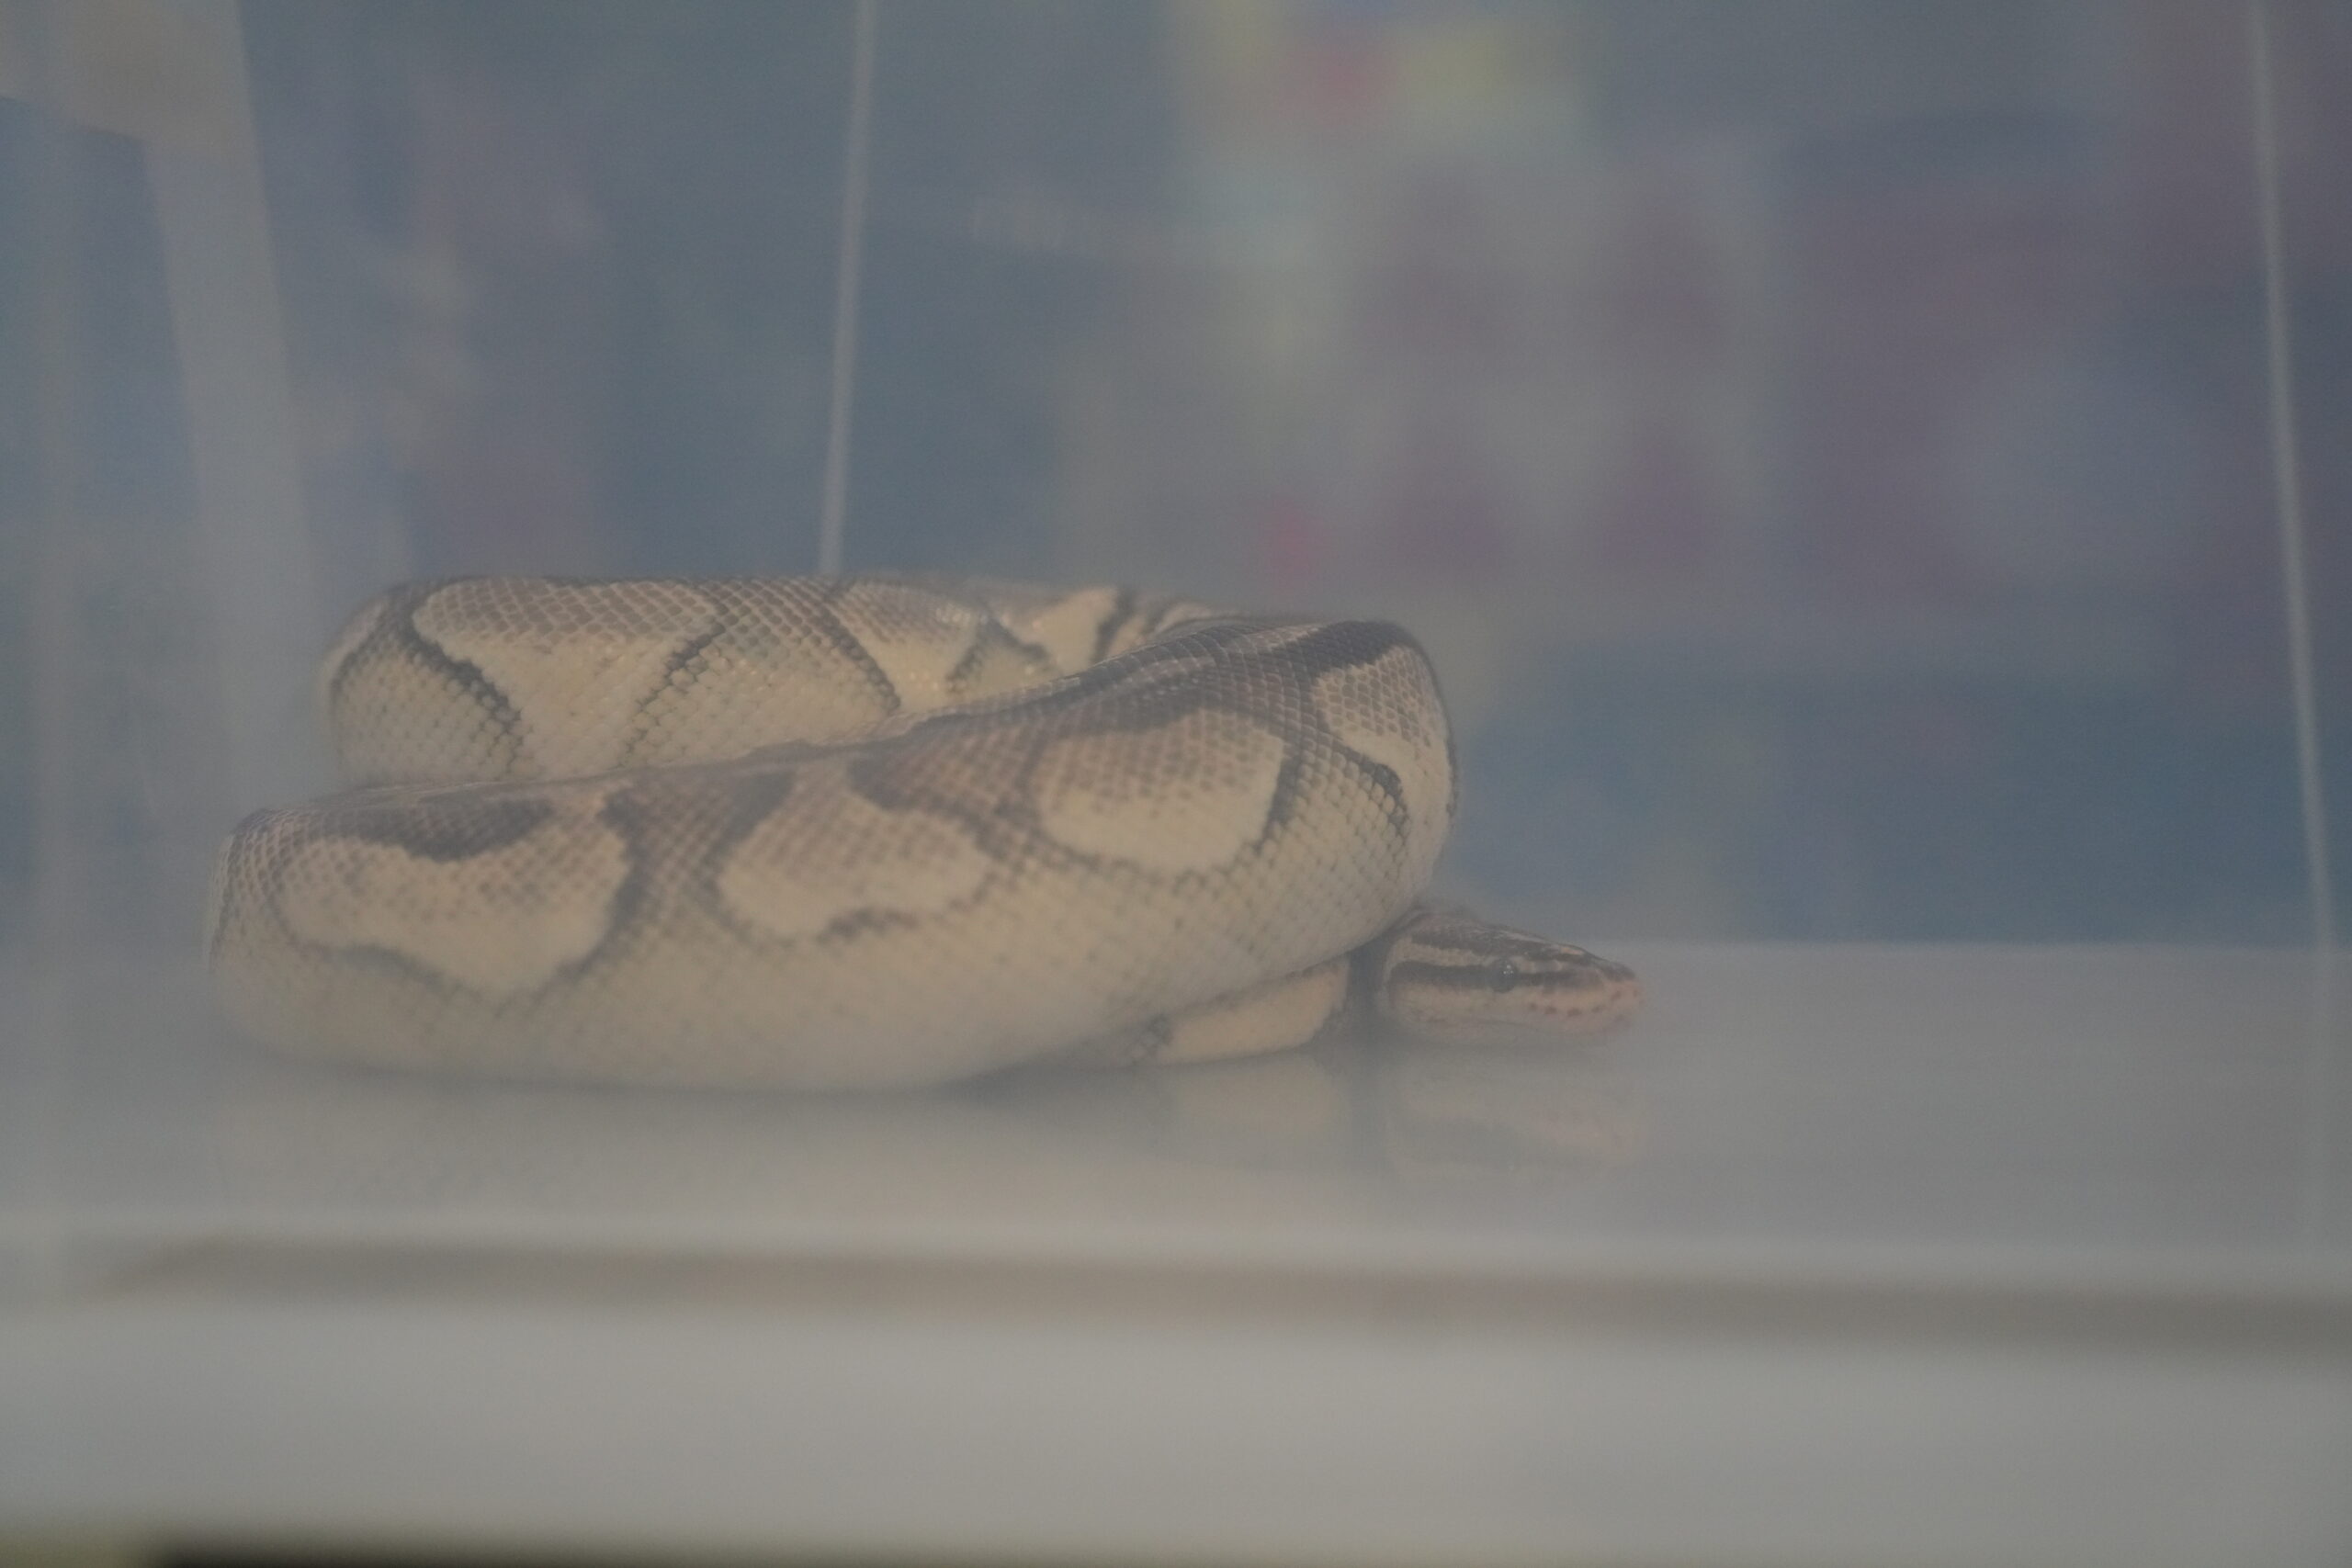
210 577 1639 1089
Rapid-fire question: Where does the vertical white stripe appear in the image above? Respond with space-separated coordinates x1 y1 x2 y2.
2248 0 2335 953
2249 0 2339 1239
817 0 879 578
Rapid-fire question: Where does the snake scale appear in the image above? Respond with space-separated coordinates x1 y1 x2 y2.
208 577 1640 1089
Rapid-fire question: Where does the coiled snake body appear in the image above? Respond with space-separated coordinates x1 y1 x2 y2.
209 577 1639 1089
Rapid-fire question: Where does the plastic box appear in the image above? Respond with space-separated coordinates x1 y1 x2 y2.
4 4 2348 1562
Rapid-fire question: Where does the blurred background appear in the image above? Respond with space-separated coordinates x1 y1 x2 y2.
4 0 2346 958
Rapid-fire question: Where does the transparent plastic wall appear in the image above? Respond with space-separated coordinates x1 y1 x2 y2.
3 3 2350 1562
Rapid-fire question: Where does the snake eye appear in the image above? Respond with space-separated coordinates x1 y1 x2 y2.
1487 958 1520 994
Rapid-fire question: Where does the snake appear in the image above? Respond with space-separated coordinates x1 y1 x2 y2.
206 577 1641 1089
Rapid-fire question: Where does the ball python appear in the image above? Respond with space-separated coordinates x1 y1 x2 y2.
208 577 1640 1089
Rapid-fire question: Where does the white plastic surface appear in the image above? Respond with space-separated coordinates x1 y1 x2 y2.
6 946 2351 1563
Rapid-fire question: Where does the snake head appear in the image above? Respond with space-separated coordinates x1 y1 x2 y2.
1371 905 1642 1043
